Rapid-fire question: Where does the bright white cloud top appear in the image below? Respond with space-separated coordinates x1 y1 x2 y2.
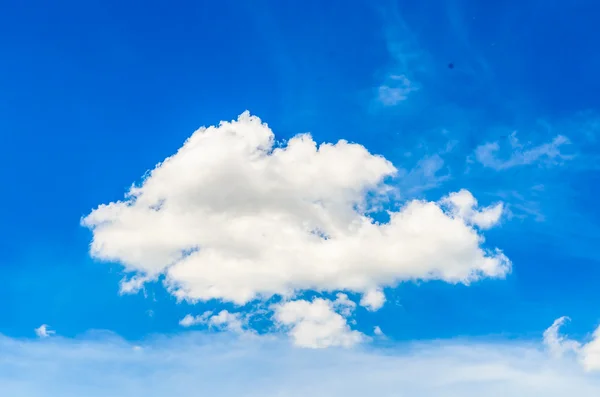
82 112 510 321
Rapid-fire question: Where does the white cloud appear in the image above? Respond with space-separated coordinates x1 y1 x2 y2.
400 153 451 196
378 74 417 105
180 310 249 334
332 293 356 317
82 113 510 306
373 3 425 108
543 316 600 372
272 296 364 348
119 275 150 295
179 311 213 328
208 310 248 334
543 316 581 358
441 190 504 230
360 289 386 311
474 132 572 170
373 326 384 336
34 324 55 338
581 327 600 372
2 331 600 396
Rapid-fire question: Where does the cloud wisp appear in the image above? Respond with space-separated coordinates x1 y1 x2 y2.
378 74 418 105
474 132 572 170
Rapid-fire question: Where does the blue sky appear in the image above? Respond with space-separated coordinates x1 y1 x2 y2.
2 0 600 394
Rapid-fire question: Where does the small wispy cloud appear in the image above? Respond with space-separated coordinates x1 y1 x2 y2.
400 153 451 195
179 312 214 328
488 189 546 223
397 137 458 197
372 3 426 107
474 132 572 170
180 310 252 335
377 74 418 106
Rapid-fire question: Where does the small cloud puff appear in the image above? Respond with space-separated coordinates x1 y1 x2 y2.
272 295 364 349
34 324 55 338
360 289 386 311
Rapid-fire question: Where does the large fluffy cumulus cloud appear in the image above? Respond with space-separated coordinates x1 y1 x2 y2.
82 112 510 309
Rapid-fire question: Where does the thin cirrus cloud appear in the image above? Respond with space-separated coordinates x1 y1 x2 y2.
81 112 510 347
474 132 572 170
373 2 425 108
377 74 418 106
